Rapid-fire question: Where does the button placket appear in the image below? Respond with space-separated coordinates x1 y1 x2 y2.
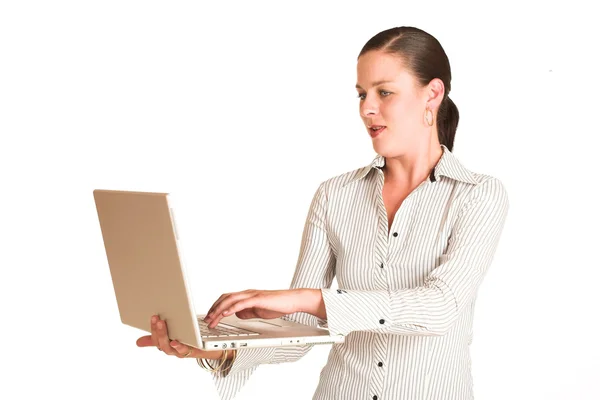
387 178 431 242
371 169 389 400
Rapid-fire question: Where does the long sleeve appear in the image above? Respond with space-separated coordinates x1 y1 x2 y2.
321 177 509 337
209 182 336 400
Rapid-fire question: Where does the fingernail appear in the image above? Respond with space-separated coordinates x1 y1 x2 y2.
157 321 163 329
152 316 157 324
171 341 178 347
223 310 230 315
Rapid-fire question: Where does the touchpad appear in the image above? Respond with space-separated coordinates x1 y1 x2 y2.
254 320 285 328
240 320 286 330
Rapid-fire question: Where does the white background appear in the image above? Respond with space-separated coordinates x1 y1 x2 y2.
1 1 598 399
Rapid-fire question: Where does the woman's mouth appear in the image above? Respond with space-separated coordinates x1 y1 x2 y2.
369 125 386 138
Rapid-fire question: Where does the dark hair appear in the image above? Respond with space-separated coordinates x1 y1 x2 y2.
358 26 458 151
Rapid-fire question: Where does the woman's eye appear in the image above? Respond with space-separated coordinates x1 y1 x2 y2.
357 91 391 100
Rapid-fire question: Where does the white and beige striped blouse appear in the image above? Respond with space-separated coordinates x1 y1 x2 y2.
207 144 509 400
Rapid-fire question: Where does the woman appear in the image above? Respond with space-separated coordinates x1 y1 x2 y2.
137 26 510 400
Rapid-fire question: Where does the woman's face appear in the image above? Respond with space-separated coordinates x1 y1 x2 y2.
356 50 433 157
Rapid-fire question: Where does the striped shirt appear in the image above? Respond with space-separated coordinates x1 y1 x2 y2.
208 144 509 400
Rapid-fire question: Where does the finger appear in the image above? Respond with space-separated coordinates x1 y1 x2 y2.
208 293 253 327
136 335 154 347
205 290 256 321
222 298 260 319
204 293 232 320
150 315 160 349
156 320 177 355
209 294 259 328
170 340 197 358
171 341 225 360
214 291 260 318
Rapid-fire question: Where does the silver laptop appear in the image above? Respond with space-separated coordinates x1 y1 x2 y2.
93 189 344 352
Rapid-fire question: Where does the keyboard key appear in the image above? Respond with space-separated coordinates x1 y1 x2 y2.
197 318 259 337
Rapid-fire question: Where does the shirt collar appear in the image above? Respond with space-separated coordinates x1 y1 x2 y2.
343 144 479 187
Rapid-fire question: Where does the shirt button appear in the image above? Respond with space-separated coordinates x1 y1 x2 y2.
378 362 383 367
373 396 378 400
379 319 385 324
380 263 384 269
392 232 398 237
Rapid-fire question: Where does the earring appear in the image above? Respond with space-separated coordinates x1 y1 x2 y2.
424 108 434 127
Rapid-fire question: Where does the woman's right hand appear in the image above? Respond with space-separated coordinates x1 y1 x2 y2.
136 315 230 360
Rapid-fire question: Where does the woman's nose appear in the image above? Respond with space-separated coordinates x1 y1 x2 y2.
360 98 378 118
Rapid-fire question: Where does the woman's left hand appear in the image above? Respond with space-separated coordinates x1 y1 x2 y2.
203 288 311 328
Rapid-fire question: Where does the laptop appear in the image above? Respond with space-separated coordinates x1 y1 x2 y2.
93 189 345 352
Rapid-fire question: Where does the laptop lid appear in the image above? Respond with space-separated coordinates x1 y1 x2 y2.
93 189 203 348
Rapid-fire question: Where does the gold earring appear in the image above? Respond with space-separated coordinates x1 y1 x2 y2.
425 108 434 127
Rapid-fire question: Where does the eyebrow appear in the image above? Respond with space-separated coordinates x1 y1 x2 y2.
355 80 394 89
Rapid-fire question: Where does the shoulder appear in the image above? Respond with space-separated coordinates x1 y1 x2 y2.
313 164 372 199
458 170 510 216
467 171 508 197
444 147 509 206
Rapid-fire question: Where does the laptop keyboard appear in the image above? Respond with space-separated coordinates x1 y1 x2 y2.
197 318 260 337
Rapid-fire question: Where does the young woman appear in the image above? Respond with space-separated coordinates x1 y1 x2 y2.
137 26 510 400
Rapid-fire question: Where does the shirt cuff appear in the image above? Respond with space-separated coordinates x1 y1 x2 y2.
210 346 277 378
321 288 392 336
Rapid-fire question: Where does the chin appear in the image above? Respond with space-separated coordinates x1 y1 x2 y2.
372 142 401 158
